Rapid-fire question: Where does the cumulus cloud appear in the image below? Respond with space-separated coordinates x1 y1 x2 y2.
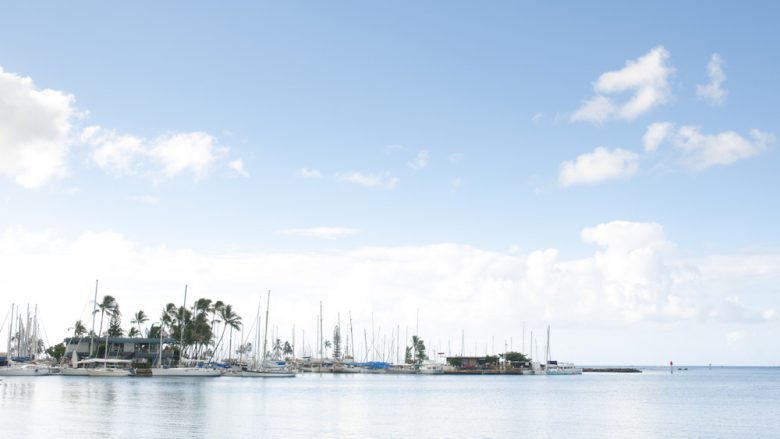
407 150 430 170
0 65 76 188
337 171 399 189
572 46 674 123
2 221 776 361
278 227 358 240
82 126 229 179
559 147 639 186
697 53 727 105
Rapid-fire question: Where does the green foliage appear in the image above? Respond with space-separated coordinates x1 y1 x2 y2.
500 351 530 363
47 342 66 361
411 335 427 365
447 357 463 367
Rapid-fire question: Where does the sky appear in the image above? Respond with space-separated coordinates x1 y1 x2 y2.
1 1 779 365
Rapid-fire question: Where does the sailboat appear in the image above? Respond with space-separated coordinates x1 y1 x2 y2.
61 350 91 376
239 291 295 378
543 325 582 375
86 335 133 377
0 304 52 376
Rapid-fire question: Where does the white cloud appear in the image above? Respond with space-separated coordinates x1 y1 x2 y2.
726 330 745 346
228 159 249 178
643 122 675 153
337 171 399 189
532 112 544 124
448 152 463 163
132 195 160 205
296 167 322 178
150 132 223 178
559 147 640 186
697 53 727 105
3 221 777 364
572 46 674 123
0 65 76 188
83 126 228 179
407 149 430 170
673 126 772 170
278 227 358 240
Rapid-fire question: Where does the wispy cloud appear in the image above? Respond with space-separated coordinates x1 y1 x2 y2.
296 167 322 178
643 122 675 153
228 159 249 178
132 195 161 205
571 46 674 123
278 227 358 240
643 123 773 170
82 127 230 180
697 53 727 105
337 171 399 189
407 150 430 170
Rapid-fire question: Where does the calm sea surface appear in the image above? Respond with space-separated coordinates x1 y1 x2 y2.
2 367 779 438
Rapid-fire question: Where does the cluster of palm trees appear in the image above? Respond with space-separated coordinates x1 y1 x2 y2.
70 295 245 361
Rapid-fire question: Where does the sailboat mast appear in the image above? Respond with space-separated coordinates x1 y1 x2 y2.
179 285 187 364
89 280 98 357
262 290 271 361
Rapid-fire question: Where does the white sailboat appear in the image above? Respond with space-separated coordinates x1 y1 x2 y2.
0 304 51 376
543 325 582 376
61 350 91 376
87 335 133 377
238 291 295 378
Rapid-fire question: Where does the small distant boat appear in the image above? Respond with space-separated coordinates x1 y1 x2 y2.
0 363 52 376
418 360 445 375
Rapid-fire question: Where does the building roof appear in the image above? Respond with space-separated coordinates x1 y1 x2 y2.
64 337 178 344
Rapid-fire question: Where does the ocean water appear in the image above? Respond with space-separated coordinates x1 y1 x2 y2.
2 367 779 438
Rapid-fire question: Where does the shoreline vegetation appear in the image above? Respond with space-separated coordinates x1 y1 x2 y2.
4 291 586 376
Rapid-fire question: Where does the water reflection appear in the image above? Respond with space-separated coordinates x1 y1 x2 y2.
1 369 780 438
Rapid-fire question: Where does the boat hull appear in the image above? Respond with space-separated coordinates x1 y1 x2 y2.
87 368 133 377
60 368 91 376
240 370 296 378
0 365 52 376
150 367 222 377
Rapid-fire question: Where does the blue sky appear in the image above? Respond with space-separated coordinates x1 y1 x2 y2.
1 1 779 364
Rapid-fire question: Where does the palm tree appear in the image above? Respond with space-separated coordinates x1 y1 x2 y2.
73 320 87 337
131 310 148 336
127 327 140 338
283 341 293 359
324 339 332 359
95 295 118 337
211 304 241 362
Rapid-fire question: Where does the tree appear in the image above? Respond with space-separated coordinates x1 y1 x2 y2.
107 311 124 337
411 335 427 365
500 351 530 367
127 327 140 338
273 338 283 359
332 325 342 360
47 343 66 361
72 320 87 337
283 341 293 359
324 340 332 358
211 304 241 362
131 310 148 336
95 295 118 337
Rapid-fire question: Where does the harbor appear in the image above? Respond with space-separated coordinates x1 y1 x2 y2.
1 289 582 378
